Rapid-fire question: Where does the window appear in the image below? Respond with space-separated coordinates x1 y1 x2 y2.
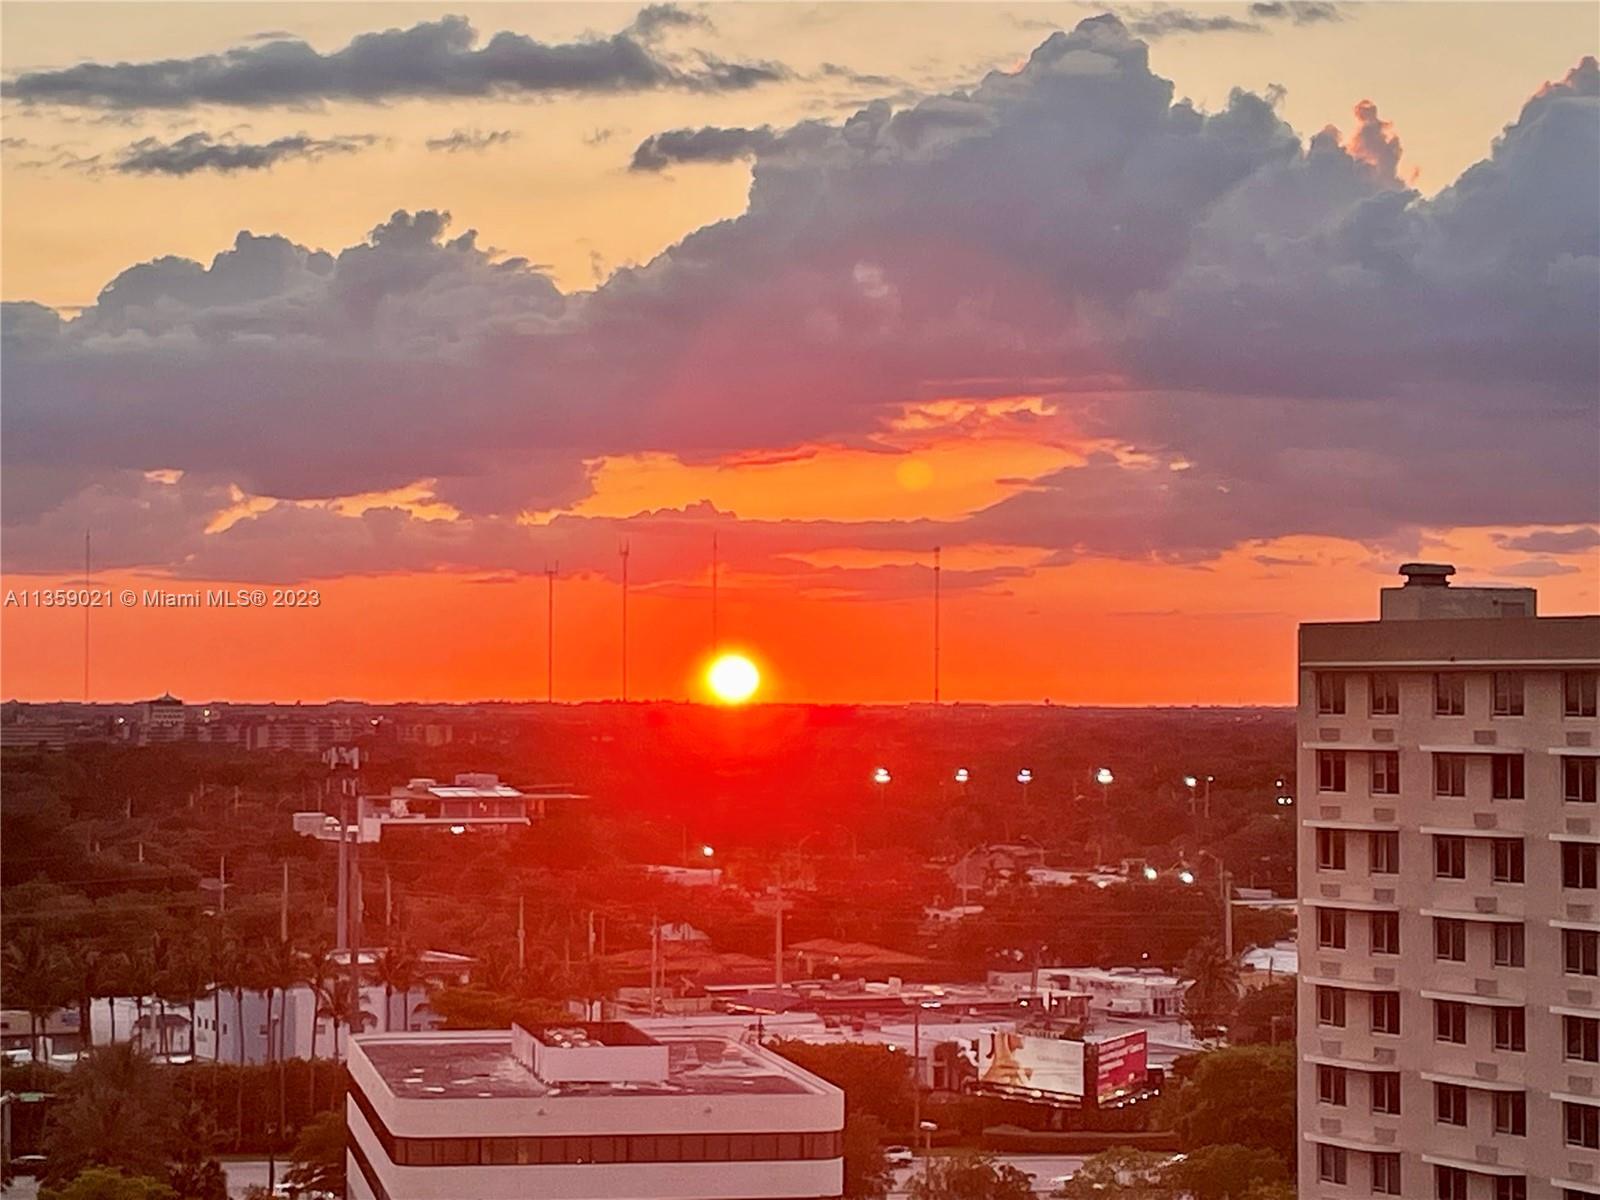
1371 991 1401 1035
1435 918 1467 962
1371 1072 1401 1116
1491 838 1525 883
1434 754 1467 797
1370 750 1400 796
1495 1180 1527 1200
1567 671 1599 718
1434 835 1467 879
1435 673 1466 716
1494 1090 1527 1136
1435 1082 1468 1125
1436 1167 1468 1200
1565 842 1599 888
1567 928 1600 976
1317 1064 1347 1106
1318 750 1347 793
1317 985 1346 1028
1493 924 1525 969
1493 1005 1526 1051
1567 757 1599 804
1492 672 1525 716
1491 754 1525 800
1318 908 1347 950
1370 673 1400 716
1567 1016 1600 1062
1370 910 1400 955
1371 1153 1401 1196
1317 672 1346 715
1369 830 1399 873
1435 1000 1467 1044
1317 828 1346 871
1317 1144 1347 1185
1567 1101 1600 1149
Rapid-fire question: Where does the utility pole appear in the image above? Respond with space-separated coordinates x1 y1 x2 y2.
517 896 527 973
544 563 558 703
384 868 393 937
932 545 941 705
619 542 630 702
280 862 289 943
1220 864 1234 959
649 915 660 1016
83 530 90 703
218 854 227 916
336 785 349 953
774 879 785 990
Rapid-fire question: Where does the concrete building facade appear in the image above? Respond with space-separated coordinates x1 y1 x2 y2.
346 1021 844 1200
1297 563 1600 1200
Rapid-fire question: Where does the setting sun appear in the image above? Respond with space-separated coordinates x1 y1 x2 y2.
706 653 761 705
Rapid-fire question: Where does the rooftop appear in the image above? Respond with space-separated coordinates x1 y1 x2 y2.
358 1029 826 1101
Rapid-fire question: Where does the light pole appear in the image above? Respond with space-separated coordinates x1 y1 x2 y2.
1196 849 1233 959
1095 767 1114 803
1183 775 1198 818
873 766 892 800
1017 768 1032 804
954 767 969 798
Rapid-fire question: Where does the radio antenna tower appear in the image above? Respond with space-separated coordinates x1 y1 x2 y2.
711 532 720 652
619 542 630 701
84 530 91 703
544 562 558 703
933 545 942 705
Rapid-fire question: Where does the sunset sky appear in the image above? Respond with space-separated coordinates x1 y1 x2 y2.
2 1 1596 705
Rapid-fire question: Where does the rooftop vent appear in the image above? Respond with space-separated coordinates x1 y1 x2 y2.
1398 562 1455 588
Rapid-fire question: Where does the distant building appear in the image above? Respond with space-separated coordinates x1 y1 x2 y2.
992 967 1188 1018
139 692 187 742
1297 564 1600 1200
346 1021 844 1200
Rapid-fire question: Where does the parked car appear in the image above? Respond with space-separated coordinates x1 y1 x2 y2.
884 1145 914 1167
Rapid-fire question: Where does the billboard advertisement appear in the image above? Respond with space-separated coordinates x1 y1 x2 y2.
976 1031 1085 1099
1092 1030 1148 1102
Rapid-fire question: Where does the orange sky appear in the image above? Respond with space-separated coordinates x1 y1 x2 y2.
1 4 1595 705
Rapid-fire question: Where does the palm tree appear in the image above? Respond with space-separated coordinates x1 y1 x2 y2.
299 939 334 1109
3 930 64 1061
1179 937 1241 1038
317 978 374 1060
255 937 300 1063
39 1043 178 1187
59 941 101 1055
98 947 129 1046
373 943 420 1032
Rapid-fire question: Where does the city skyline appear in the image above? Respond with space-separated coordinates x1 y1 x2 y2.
2 2 1597 705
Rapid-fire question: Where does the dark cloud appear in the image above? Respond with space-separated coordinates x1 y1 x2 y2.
1121 8 1261 38
115 131 376 175
2 11 787 110
1248 1 1343 25
424 128 518 153
2 20 1595 588
1495 527 1600 554
630 125 782 170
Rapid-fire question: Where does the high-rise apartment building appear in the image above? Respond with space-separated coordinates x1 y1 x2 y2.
1298 563 1600 1200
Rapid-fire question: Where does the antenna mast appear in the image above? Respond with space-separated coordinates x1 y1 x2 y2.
933 545 941 705
544 563 558 703
711 532 720 652
620 542 630 701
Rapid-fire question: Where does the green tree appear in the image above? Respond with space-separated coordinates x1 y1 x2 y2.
841 1114 891 1200
39 1169 178 1200
1230 980 1294 1046
1053 1148 1171 1198
770 1041 913 1129
1168 1045 1296 1168
5 929 65 1061
373 943 420 1032
907 1153 1034 1200
1179 938 1239 1037
1162 1143 1288 1200
427 986 568 1031
42 1044 179 1186
284 1111 346 1197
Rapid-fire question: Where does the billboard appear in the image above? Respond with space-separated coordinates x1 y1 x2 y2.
976 1031 1085 1099
1092 1030 1148 1102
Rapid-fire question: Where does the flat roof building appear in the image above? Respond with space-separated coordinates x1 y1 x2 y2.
1297 564 1600 1200
347 1021 844 1200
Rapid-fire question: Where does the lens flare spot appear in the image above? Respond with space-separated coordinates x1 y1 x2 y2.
706 653 761 704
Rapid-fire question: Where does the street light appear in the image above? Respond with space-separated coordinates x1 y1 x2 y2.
873 767 892 787
1017 768 1033 804
1178 867 1196 885
1142 865 1158 881
701 844 716 859
954 767 969 784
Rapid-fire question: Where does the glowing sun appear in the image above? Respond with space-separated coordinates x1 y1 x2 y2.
706 653 761 704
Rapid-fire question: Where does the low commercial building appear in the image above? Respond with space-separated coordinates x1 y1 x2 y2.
346 1021 844 1200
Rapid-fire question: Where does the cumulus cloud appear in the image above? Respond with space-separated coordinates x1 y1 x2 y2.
114 131 377 175
424 128 518 153
1248 1 1343 25
1120 8 1261 38
2 11 787 109
1495 527 1600 554
3 19 1596 588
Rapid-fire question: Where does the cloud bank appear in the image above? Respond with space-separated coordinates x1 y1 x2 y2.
3 18 1596 591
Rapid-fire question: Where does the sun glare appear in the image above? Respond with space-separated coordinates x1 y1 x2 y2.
706 653 761 704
